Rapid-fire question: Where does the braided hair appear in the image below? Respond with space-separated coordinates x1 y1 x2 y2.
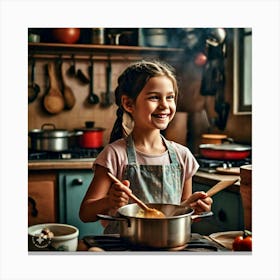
109 60 178 143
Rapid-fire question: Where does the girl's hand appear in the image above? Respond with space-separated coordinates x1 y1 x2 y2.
107 179 131 210
185 191 213 214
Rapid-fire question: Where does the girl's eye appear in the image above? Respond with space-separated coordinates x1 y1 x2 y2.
167 95 175 100
148 95 159 100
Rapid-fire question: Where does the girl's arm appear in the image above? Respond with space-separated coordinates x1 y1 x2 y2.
79 164 130 222
181 177 213 213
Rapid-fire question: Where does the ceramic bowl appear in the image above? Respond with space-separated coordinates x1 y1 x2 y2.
28 223 79 251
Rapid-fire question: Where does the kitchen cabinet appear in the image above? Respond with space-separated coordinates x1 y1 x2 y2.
28 172 57 226
192 181 244 235
58 170 103 238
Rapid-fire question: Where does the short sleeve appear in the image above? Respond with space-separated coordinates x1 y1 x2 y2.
93 139 128 178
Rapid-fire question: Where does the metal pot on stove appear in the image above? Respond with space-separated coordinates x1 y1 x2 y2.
97 203 212 249
28 123 80 152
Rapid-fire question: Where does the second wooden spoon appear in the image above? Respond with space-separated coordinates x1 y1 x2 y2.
171 178 239 216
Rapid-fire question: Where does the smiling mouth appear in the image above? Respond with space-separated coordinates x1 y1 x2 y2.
152 113 170 119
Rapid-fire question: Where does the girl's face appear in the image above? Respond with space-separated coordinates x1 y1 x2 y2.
124 76 177 131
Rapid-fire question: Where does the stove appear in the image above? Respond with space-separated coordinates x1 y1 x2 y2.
196 156 251 174
28 147 103 161
83 234 229 252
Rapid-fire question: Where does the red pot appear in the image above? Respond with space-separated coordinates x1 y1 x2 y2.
199 143 251 160
76 122 105 148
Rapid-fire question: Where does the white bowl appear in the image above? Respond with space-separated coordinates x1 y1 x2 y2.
28 223 79 251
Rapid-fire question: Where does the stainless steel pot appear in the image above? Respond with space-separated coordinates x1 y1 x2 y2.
28 123 78 152
97 203 212 249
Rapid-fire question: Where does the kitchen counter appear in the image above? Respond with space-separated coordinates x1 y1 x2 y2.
28 158 95 170
28 159 240 190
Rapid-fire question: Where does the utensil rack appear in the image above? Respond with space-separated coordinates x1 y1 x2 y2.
28 43 184 62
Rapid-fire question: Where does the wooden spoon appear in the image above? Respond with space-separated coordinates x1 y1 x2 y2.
107 172 165 218
60 61 76 110
206 178 239 197
171 178 239 216
43 62 65 114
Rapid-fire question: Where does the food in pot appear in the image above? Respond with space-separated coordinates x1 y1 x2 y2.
136 208 165 218
232 230 252 251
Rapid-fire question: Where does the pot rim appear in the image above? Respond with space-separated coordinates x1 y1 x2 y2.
29 129 70 138
117 203 195 220
199 143 251 151
75 127 105 132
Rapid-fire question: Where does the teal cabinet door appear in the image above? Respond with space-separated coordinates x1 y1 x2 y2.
58 170 103 238
192 182 244 235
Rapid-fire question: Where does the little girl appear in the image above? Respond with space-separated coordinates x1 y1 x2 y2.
79 60 212 233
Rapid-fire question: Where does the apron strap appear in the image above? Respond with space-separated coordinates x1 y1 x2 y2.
126 134 180 165
160 135 179 165
126 134 137 164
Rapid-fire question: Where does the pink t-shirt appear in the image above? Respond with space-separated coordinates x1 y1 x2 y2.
94 138 199 188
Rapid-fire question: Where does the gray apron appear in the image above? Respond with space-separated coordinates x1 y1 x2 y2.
104 134 183 233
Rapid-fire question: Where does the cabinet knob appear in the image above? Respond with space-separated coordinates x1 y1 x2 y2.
72 178 83 185
218 209 227 222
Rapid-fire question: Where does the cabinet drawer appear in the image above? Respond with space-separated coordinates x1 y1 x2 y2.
28 173 57 226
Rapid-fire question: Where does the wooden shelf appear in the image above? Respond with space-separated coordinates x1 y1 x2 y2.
28 43 185 61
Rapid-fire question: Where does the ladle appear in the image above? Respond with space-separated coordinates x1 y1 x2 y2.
171 178 239 216
67 55 76 77
28 58 40 103
107 172 165 218
87 59 99 105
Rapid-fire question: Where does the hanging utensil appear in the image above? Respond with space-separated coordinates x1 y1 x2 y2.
67 55 76 77
107 172 165 218
76 69 90 84
101 57 114 107
87 59 99 105
60 60 76 109
43 62 65 114
28 58 40 103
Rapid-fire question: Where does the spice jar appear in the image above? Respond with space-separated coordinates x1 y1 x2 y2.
91 28 104 44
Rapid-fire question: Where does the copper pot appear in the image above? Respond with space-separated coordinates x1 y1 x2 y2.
201 134 228 144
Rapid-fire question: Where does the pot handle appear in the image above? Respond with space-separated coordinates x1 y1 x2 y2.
191 211 213 222
96 214 131 227
41 123 56 130
68 130 83 137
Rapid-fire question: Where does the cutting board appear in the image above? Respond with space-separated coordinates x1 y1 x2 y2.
208 231 243 250
216 167 240 175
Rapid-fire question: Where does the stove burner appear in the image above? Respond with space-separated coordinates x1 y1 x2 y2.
83 234 228 252
28 147 103 160
196 156 251 173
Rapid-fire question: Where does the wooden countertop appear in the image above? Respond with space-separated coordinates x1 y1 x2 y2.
28 160 240 190
28 158 95 170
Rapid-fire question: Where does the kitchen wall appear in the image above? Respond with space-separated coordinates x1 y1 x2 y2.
28 31 252 152
28 59 131 146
